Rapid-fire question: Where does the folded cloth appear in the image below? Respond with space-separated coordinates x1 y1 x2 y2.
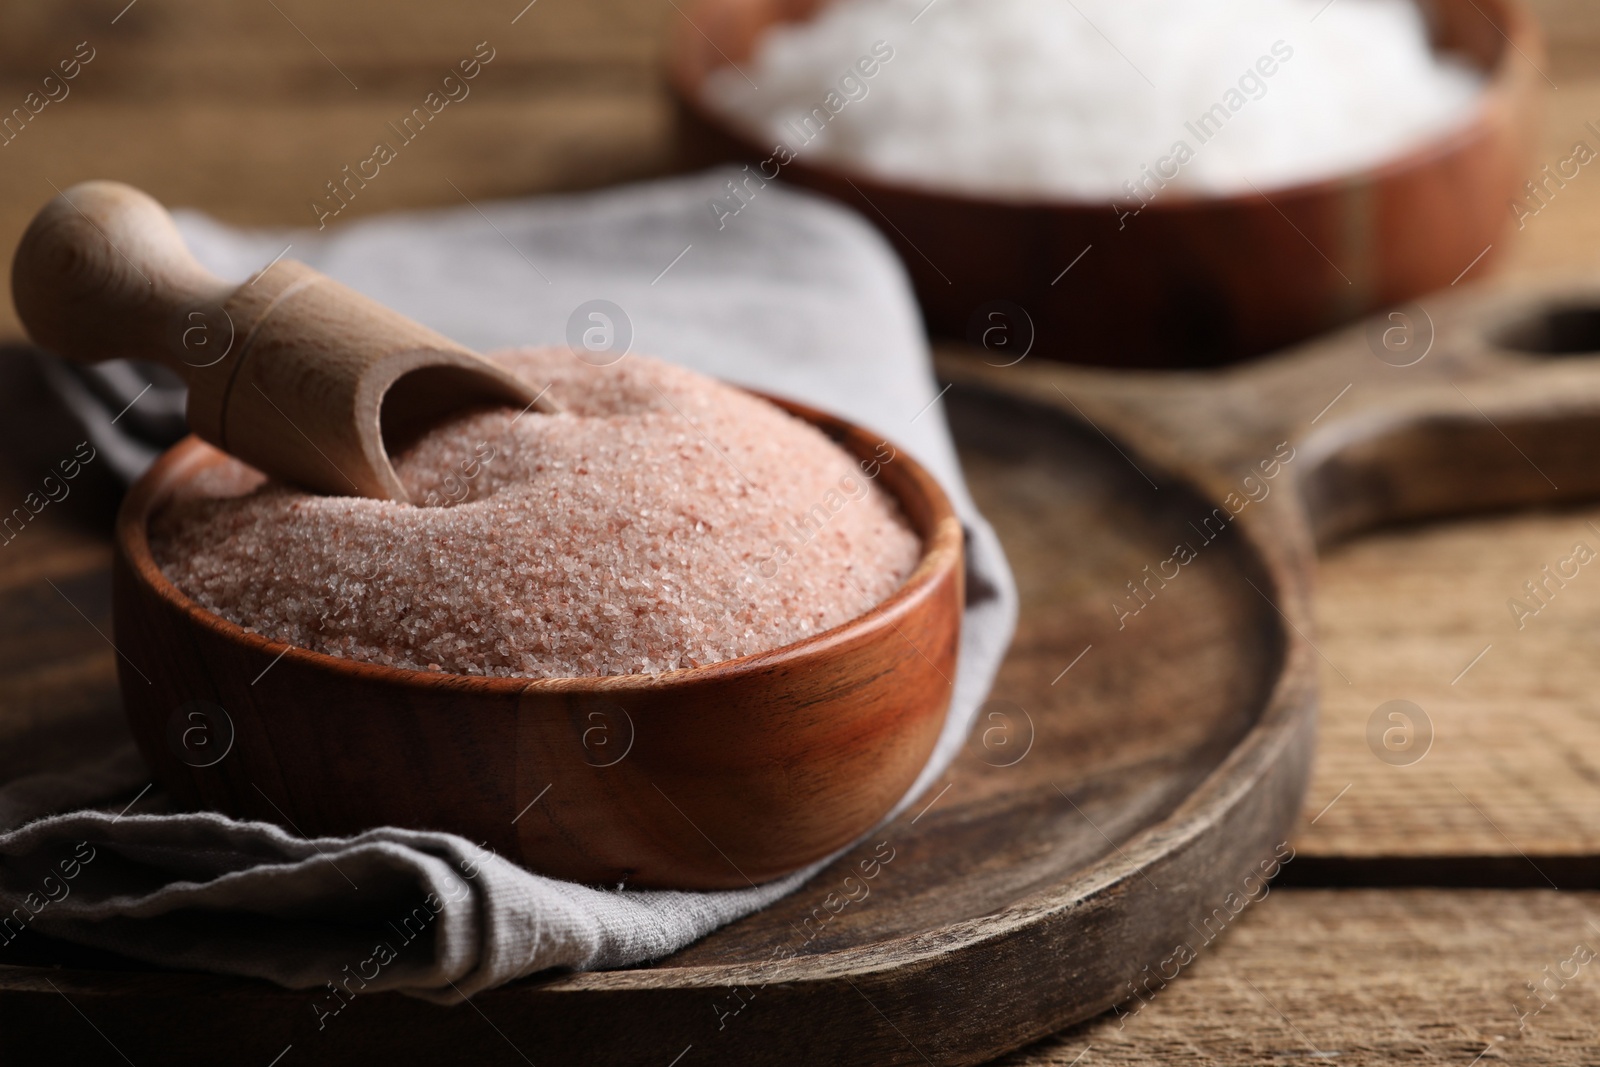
3 170 1017 1000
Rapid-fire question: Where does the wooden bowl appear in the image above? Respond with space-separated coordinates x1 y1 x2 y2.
112 395 964 890
669 0 1544 366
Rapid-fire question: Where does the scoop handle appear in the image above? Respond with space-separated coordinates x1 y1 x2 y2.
12 181 234 381
11 180 551 502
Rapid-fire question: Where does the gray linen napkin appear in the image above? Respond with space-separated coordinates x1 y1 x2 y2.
1 170 1017 1000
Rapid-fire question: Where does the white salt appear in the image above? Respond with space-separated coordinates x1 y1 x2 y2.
700 0 1486 199
151 350 921 679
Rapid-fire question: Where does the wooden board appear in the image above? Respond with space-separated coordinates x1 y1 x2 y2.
0 372 1316 1065
940 274 1600 891
14 266 1600 1062
1006 889 1600 1066
1297 504 1600 876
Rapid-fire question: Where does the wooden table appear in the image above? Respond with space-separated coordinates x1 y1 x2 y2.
4 1 1600 1062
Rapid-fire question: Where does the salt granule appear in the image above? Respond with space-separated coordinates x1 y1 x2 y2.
150 350 922 679
701 0 1486 198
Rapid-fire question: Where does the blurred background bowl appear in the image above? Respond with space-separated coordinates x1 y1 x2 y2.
669 0 1544 366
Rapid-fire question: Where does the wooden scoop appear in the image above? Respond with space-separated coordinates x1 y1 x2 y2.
10 180 556 501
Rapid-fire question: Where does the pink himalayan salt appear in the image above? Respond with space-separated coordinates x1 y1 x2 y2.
150 349 921 679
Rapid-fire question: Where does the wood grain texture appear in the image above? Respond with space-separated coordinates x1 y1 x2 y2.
1005 889 1600 1066
0 0 683 341
1296 503 1600 868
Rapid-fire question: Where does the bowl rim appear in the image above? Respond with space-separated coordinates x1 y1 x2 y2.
668 0 1540 213
117 387 966 696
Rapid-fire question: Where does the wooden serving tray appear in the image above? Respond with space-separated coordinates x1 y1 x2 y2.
9 275 1600 1064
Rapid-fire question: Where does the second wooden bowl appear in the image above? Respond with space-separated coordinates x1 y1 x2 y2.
670 0 1543 366
112 394 964 890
